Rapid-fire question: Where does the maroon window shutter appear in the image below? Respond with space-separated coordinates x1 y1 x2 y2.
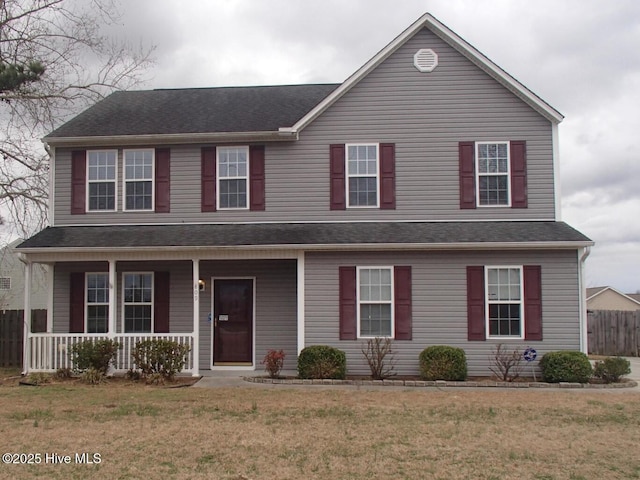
339 266 357 340
201 147 216 212
249 145 265 211
155 148 171 213
71 150 86 215
69 272 85 333
467 266 486 341
459 142 476 209
510 140 527 208
394 266 412 340
379 143 396 210
154 272 170 333
523 265 542 341
330 144 346 210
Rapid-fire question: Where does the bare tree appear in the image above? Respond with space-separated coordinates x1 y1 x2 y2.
0 0 154 237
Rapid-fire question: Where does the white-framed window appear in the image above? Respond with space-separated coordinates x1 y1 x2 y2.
357 266 393 337
123 272 153 333
86 273 109 333
486 266 523 338
124 149 154 211
217 146 249 209
347 144 379 207
0 277 10 290
476 142 510 206
87 150 117 211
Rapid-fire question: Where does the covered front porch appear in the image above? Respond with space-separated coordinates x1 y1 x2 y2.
18 247 305 376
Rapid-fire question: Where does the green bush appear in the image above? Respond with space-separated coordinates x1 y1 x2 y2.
70 339 120 374
539 351 592 383
131 339 191 381
419 345 467 381
592 357 631 383
297 345 346 379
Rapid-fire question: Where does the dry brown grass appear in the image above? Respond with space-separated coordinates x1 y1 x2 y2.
0 379 639 480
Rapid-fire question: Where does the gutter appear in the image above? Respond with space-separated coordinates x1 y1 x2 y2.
42 130 299 148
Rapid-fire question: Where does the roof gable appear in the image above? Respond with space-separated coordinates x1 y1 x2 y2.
287 13 563 134
587 286 640 307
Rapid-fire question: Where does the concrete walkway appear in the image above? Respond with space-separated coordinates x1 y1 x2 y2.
193 357 640 391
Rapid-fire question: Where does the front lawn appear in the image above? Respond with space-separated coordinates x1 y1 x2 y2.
0 381 639 479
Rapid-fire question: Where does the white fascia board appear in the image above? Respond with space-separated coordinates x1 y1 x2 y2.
43 130 298 148
17 240 594 262
290 13 563 134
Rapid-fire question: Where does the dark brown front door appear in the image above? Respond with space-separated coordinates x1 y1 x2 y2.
213 279 253 364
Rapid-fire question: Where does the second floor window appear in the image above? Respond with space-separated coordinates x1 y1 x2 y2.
347 144 379 207
124 150 154 211
218 146 249 209
87 150 117 211
476 142 510 206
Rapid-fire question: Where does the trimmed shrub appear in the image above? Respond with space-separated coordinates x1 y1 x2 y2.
539 351 592 383
70 339 120 374
419 346 467 381
297 345 346 379
131 339 191 381
592 357 631 383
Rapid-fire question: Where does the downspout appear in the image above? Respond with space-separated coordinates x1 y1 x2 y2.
17 253 31 375
578 247 591 353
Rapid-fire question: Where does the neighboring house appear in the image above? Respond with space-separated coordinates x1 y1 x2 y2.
587 287 640 311
17 13 593 376
0 239 47 311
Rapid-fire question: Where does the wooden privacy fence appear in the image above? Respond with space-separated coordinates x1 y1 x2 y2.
0 310 47 367
588 310 640 357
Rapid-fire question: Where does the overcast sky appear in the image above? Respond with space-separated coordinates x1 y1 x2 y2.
65 0 640 293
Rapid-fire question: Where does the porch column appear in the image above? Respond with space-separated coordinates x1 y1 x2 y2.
46 264 54 332
297 252 305 354
22 261 32 374
192 259 200 376
108 260 116 338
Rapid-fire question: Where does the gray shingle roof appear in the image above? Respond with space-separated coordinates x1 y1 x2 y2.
46 84 340 138
17 222 592 250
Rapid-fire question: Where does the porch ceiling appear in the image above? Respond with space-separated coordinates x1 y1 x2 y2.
17 221 592 256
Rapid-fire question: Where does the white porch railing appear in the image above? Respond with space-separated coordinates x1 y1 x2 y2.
28 333 195 374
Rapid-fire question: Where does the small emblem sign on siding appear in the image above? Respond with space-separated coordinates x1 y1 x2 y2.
414 48 438 72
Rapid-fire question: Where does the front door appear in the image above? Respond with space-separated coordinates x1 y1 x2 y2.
213 279 253 365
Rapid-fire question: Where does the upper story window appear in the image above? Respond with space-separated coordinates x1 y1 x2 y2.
217 146 249 209
347 144 379 208
476 142 510 206
0 277 10 290
357 266 393 337
124 149 154 211
87 150 117 211
86 273 109 333
486 266 523 338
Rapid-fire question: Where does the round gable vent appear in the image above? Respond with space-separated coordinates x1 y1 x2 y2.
414 48 438 72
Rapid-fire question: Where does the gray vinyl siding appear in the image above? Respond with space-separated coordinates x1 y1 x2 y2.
53 28 555 227
304 249 580 377
52 259 297 372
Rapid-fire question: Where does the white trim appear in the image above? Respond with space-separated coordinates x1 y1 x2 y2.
288 13 563 134
210 277 256 370
484 265 525 340
216 146 250 211
356 266 394 339
85 272 110 333
345 143 380 208
121 271 154 333
86 149 118 213
475 141 511 208
108 260 116 337
22 261 32 374
43 130 298 148
46 264 54 333
47 144 55 227
297 252 305 354
552 124 562 220
578 248 591 353
192 259 200 376
123 149 155 212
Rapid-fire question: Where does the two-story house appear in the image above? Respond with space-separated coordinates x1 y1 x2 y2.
17 13 592 377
